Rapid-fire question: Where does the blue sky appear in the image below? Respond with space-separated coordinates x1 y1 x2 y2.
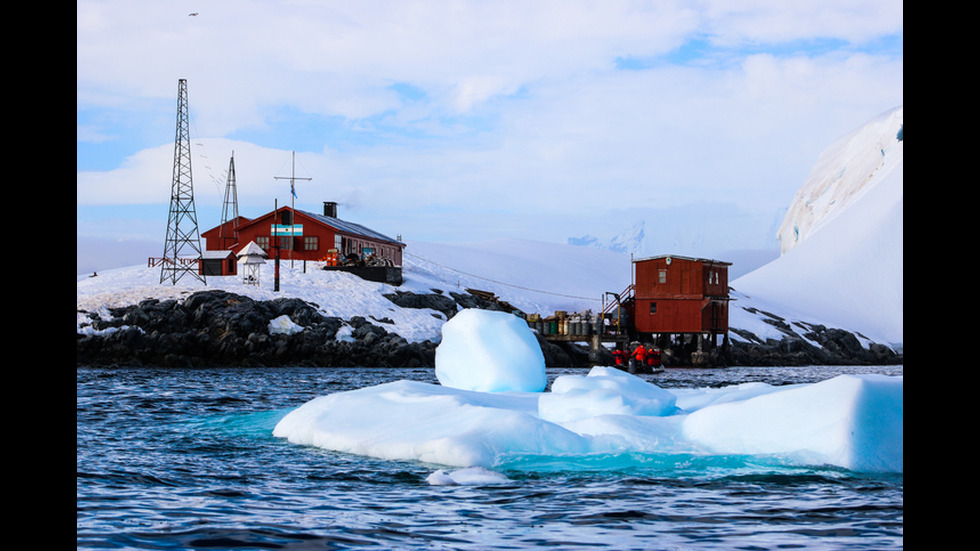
77 0 903 274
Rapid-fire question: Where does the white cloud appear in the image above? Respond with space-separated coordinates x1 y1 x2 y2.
77 0 902 258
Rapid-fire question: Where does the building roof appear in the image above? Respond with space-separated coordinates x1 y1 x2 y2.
633 254 732 266
201 216 252 238
236 241 268 259
201 250 236 260
297 209 402 245
206 208 403 248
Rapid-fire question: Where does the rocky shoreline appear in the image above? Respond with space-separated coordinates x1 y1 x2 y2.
77 289 902 369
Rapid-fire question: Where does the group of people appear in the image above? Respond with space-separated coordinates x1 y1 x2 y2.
612 342 662 372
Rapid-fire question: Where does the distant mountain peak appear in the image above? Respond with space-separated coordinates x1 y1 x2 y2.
568 221 645 255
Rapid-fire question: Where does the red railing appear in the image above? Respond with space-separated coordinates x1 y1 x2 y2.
147 257 200 268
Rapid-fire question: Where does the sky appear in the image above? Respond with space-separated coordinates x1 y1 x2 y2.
77 0 903 274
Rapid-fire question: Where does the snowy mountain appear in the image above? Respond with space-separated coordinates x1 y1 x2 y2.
776 107 904 255
733 107 903 349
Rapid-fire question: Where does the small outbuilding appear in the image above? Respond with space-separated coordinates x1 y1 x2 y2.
236 241 268 286
199 249 238 277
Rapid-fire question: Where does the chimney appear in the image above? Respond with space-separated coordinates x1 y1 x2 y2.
323 201 338 218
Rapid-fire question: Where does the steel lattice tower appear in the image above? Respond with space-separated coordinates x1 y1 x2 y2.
218 152 240 249
160 78 206 285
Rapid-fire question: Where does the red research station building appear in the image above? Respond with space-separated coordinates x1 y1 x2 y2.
202 201 404 270
630 255 731 335
626 255 732 366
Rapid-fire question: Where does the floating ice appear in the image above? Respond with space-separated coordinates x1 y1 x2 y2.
273 379 590 467
274 302 901 473
434 309 547 393
540 366 678 423
274 367 903 473
681 373 903 473
426 467 511 486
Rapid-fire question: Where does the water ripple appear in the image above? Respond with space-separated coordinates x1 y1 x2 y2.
77 366 902 550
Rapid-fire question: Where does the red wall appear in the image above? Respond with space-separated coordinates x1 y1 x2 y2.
632 256 730 333
205 209 403 265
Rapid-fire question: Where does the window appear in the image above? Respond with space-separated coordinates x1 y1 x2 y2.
257 236 270 250
278 236 293 250
304 236 319 251
649 302 657 314
658 269 667 284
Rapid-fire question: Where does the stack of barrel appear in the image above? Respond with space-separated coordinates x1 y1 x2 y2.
526 311 596 338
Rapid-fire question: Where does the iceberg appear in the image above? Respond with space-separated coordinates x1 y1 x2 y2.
274 368 902 473
681 374 903 473
434 309 547 393
273 310 902 474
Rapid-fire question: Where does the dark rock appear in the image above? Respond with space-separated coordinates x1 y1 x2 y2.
383 291 459 319
77 289 901 369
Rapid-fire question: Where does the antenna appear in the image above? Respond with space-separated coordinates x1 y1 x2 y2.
274 151 312 203
218 151 240 250
274 151 311 266
160 78 206 285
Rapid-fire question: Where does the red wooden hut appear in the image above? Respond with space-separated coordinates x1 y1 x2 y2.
627 255 732 366
199 249 238 277
631 255 731 334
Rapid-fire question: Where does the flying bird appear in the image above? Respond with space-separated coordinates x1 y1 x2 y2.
189 12 198 16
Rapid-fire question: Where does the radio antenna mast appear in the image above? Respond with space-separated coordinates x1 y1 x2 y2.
160 78 206 285
218 152 240 250
274 151 311 266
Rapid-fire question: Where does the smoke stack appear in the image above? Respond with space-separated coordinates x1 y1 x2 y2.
323 201 338 218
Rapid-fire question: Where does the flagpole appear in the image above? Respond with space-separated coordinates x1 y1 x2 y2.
290 152 295 267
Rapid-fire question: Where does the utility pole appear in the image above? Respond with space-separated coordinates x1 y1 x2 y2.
274 151 311 267
274 199 280 292
160 78 206 286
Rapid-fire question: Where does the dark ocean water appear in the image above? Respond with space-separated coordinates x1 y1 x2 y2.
77 365 903 550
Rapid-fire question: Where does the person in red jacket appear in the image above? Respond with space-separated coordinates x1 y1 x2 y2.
612 349 627 367
647 347 662 368
629 343 647 373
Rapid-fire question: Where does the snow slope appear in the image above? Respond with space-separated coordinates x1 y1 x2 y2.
733 107 903 348
76 239 631 344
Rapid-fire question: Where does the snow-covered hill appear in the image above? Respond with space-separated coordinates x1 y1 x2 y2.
733 107 903 349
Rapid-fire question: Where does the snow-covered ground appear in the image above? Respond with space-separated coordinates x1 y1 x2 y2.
76 238 630 344
78 107 903 352
735 107 903 349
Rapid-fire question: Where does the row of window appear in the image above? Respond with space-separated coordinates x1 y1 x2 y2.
253 235 398 261
655 269 722 285
255 236 319 251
